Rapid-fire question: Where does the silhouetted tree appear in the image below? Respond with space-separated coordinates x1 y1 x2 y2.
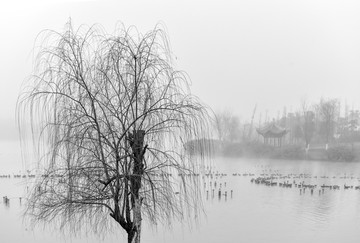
339 109 360 150
300 100 315 149
17 22 211 243
303 111 315 147
214 110 241 142
316 98 339 149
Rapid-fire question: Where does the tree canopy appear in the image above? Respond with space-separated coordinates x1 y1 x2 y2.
17 21 211 242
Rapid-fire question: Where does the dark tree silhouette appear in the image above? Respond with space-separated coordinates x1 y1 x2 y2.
17 22 211 243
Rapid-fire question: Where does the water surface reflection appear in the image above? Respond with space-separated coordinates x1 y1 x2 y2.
2 158 360 243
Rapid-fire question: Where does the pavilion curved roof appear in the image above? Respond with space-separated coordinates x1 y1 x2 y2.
256 123 287 138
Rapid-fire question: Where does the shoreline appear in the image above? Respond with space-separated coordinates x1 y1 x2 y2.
187 139 360 162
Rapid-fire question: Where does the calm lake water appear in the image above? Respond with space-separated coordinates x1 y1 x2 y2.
2 157 360 243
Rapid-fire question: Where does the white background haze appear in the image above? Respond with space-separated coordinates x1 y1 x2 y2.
1 0 360 170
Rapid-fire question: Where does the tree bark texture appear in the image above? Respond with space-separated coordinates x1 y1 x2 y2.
128 130 146 243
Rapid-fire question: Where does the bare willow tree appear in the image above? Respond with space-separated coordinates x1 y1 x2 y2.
17 22 211 243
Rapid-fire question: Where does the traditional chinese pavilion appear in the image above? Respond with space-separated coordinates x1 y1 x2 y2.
257 122 288 147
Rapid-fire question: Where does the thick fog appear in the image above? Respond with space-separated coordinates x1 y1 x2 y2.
1 0 360 139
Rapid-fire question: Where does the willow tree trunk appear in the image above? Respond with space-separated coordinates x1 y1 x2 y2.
133 198 142 243
126 199 142 243
128 130 146 243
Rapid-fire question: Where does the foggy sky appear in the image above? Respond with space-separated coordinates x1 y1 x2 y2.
1 0 360 142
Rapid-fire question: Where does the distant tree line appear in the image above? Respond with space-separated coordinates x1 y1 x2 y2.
213 98 360 150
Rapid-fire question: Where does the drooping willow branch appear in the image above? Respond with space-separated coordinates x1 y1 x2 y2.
17 21 212 239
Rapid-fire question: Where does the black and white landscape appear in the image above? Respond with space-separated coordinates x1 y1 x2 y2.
1 1 360 243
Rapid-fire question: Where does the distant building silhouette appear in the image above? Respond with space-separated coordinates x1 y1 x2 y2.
256 122 288 147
